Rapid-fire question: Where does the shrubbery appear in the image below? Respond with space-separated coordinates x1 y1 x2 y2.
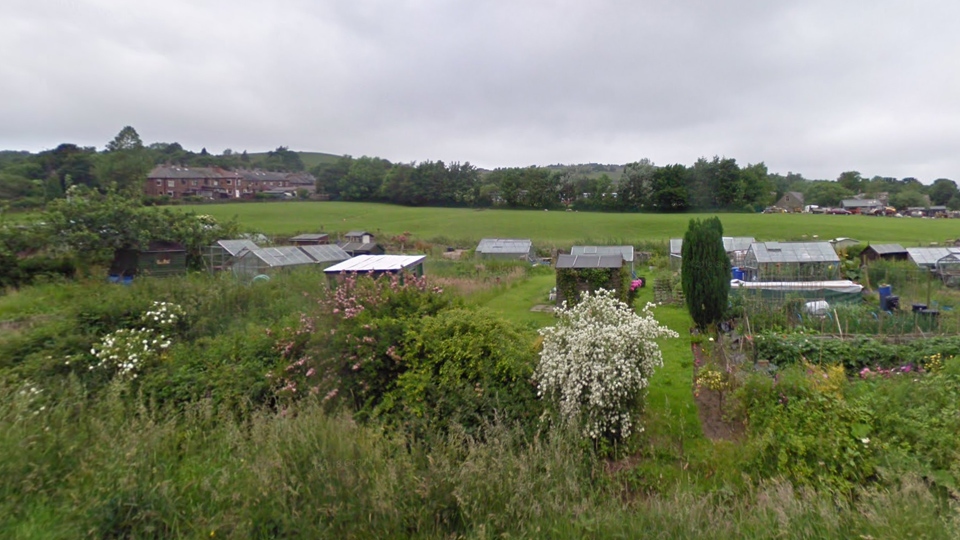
536 289 676 442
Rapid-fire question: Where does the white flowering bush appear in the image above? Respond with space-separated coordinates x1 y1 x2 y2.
536 289 678 441
142 301 186 333
87 301 181 381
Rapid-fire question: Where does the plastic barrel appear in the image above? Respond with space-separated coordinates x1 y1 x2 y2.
879 285 892 299
732 267 744 280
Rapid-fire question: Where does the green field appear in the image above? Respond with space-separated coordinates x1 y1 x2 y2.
182 201 960 246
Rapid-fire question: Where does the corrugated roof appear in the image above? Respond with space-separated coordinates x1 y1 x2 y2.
571 245 634 262
298 244 350 263
841 199 882 208
324 255 426 273
290 233 329 241
907 247 960 267
216 239 259 257
476 238 532 254
556 254 623 269
243 246 316 267
748 242 840 264
670 237 755 255
867 243 907 255
340 242 381 253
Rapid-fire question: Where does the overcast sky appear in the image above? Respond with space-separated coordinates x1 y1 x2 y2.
3 0 959 182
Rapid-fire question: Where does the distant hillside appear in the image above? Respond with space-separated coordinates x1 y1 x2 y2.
245 151 342 170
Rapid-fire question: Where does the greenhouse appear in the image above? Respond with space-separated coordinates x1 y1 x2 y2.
741 242 840 282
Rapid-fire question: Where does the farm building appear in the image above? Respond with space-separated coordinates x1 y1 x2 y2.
741 242 840 282
860 244 908 264
324 255 426 279
554 254 625 306
841 199 884 213
476 238 534 261
205 239 259 272
774 191 804 212
232 245 349 279
906 247 960 270
290 233 329 246
670 236 755 269
570 245 635 274
110 241 188 279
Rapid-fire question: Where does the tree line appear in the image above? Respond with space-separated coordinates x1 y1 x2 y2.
0 126 304 209
2 125 958 212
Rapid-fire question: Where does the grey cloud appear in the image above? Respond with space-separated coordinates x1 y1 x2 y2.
1 0 959 181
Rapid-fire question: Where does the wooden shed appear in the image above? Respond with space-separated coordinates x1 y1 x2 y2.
110 241 187 279
860 244 908 265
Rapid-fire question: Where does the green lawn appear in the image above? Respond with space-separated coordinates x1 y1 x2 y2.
180 201 960 247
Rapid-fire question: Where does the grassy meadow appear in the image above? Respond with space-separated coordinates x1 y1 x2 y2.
181 201 960 246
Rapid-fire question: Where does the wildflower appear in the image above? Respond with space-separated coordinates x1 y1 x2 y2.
861 438 870 445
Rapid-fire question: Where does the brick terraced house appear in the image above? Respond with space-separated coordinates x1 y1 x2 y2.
145 166 315 199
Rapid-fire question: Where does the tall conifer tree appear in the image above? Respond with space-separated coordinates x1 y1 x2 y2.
681 217 730 329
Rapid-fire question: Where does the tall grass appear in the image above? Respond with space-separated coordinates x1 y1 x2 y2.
1 380 956 539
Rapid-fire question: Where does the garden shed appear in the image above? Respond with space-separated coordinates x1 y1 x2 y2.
570 245 635 274
860 244 908 265
476 238 533 261
110 241 187 279
205 239 259 272
554 253 625 306
290 233 329 246
232 246 319 279
324 254 426 279
741 242 840 282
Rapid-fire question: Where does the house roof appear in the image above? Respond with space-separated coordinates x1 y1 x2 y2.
241 246 316 268
748 242 840 264
841 198 882 208
290 233 329 242
906 247 960 267
556 254 623 269
777 191 804 205
237 169 289 182
298 244 350 263
216 239 259 257
570 245 634 263
148 166 241 180
324 255 426 273
670 237 755 256
476 238 532 254
865 243 907 255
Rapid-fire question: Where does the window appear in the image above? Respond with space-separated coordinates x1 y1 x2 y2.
156 179 162 186
167 180 175 187
226 179 232 185
191 180 198 186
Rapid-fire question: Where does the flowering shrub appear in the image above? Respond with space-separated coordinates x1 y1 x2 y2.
536 289 677 441
305 272 450 416
86 301 181 381
142 301 186 333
